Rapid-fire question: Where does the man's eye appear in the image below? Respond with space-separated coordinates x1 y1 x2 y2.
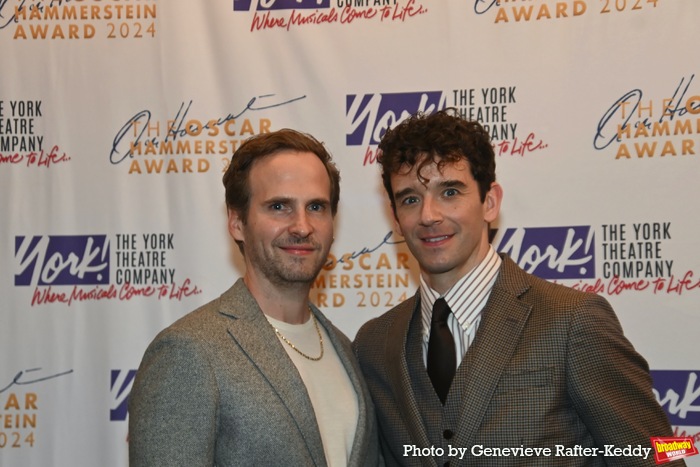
444 188 459 197
271 203 285 210
309 203 325 212
401 196 419 205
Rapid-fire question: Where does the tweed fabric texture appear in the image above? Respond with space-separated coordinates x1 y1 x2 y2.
129 278 382 467
353 255 680 467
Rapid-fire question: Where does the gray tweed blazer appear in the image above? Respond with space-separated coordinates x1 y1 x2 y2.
353 255 679 467
129 278 382 467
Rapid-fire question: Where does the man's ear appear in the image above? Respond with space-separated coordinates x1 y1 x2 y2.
228 208 245 243
483 182 503 223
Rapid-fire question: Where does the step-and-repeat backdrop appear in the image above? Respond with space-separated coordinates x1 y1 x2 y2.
2 1 698 465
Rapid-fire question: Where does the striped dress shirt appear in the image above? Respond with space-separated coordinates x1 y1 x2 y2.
419 246 502 367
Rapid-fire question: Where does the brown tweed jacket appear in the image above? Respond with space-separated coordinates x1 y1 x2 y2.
353 254 680 466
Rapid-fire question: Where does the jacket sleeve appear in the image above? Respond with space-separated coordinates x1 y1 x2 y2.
128 328 219 467
566 293 680 466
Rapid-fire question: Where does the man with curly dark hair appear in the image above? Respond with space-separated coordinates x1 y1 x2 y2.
353 109 678 466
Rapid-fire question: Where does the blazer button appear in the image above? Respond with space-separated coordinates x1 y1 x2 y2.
443 429 454 440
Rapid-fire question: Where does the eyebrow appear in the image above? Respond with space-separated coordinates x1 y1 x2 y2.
394 179 468 200
437 179 468 190
264 196 331 206
307 197 331 207
393 187 416 201
264 196 294 205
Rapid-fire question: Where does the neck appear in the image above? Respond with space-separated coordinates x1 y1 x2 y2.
243 274 312 324
424 243 492 294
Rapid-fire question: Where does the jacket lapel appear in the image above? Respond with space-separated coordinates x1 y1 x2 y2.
220 279 327 467
385 295 435 460
453 256 532 448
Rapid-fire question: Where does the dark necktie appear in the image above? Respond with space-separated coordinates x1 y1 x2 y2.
427 298 456 404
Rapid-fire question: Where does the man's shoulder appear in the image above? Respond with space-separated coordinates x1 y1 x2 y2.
499 254 611 307
150 283 244 343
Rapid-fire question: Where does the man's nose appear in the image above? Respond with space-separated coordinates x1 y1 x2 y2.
289 210 313 237
419 196 442 226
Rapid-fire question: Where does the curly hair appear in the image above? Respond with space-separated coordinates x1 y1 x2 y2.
378 108 496 211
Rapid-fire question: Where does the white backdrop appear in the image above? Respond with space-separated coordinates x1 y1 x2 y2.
2 1 699 465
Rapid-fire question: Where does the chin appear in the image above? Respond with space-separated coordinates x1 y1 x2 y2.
422 263 456 276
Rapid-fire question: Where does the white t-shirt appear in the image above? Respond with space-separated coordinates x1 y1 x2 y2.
267 314 359 467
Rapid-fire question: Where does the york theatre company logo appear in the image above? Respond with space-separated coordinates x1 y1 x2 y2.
14 234 201 306
233 0 428 32
494 224 699 297
15 235 111 288
346 87 547 166
0 100 69 168
346 91 447 165
496 226 595 280
450 85 547 157
109 369 136 422
652 370 700 448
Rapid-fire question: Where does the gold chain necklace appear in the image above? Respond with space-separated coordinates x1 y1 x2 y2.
274 311 324 361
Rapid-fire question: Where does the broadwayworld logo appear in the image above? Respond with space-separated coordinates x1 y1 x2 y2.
650 437 698 465
14 235 110 287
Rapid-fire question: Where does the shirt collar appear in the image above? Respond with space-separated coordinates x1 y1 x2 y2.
420 246 501 333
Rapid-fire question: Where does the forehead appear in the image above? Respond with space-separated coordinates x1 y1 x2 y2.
393 157 473 187
249 150 331 197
